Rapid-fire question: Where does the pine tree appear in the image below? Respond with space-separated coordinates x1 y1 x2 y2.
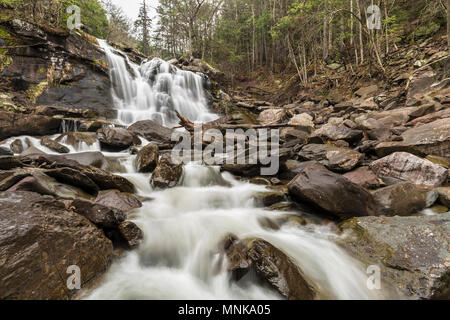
134 0 152 55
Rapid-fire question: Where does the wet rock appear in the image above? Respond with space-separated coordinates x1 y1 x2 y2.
288 163 377 219
56 132 98 149
298 144 364 172
370 152 447 187
311 124 363 143
44 167 99 195
40 137 70 154
0 146 13 156
343 167 384 189
70 198 126 229
253 191 286 207
222 234 251 281
0 111 61 140
97 127 141 151
248 238 316 300
64 151 108 169
10 139 24 154
0 191 113 299
95 189 142 213
150 153 183 189
135 143 159 173
401 118 450 157
118 221 144 249
258 109 288 125
26 154 135 193
339 213 450 299
372 182 438 216
2 168 91 199
128 120 174 144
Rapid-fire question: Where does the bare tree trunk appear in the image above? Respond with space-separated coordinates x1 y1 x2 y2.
356 0 364 64
323 0 329 59
448 0 450 50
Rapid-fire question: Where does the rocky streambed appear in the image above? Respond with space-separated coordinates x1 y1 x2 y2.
0 17 449 300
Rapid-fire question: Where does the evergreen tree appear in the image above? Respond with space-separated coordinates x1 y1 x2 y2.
134 0 152 55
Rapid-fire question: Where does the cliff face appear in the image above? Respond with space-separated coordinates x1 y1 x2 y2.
0 17 115 118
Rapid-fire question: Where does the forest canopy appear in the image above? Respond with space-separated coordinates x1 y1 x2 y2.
1 0 448 81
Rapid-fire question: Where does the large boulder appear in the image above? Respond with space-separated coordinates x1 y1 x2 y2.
223 236 316 300
370 152 448 187
150 153 183 189
128 120 174 144
0 111 62 140
288 163 377 219
401 118 450 157
1 168 92 199
298 144 364 172
372 182 438 216
44 167 99 195
0 191 113 299
63 151 108 169
134 143 159 173
94 189 142 213
97 127 141 151
70 198 126 229
24 154 136 193
339 213 450 299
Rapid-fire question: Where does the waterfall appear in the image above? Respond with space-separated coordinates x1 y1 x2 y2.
84 164 391 300
98 39 218 127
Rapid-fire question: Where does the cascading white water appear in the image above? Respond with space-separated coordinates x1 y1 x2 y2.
98 39 218 127
0 39 399 300
85 163 390 300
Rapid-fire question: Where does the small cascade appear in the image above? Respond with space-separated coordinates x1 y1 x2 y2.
98 39 218 127
60 119 79 133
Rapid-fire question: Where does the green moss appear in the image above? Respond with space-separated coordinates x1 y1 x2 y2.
26 80 48 104
0 26 19 46
93 59 108 69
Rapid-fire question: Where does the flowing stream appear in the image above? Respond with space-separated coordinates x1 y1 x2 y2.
0 40 393 300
